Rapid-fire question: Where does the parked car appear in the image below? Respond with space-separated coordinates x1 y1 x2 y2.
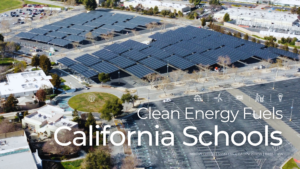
163 98 172 103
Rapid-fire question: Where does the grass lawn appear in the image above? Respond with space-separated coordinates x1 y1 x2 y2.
68 92 118 112
283 158 300 169
60 84 71 91
24 0 63 8
0 0 23 13
0 58 15 65
31 68 40 71
57 160 83 169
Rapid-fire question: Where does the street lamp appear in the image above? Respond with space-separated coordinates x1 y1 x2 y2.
290 99 294 121
118 71 120 84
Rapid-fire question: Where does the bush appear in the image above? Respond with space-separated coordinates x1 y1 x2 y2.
51 62 56 66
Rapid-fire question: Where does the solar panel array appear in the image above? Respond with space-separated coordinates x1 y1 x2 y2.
15 11 160 47
58 26 296 80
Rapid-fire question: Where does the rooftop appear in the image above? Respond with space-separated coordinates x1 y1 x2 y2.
0 70 53 96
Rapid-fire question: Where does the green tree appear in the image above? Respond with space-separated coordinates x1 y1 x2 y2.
31 55 40 69
100 98 123 121
72 109 79 117
50 73 61 89
227 31 232 36
282 44 289 51
121 93 139 107
193 12 198 19
251 38 256 43
189 0 202 6
81 148 111 169
85 112 96 129
201 18 206 27
209 0 220 5
0 34 4 42
84 0 97 11
293 47 298 54
242 34 248 41
129 5 134 11
169 12 175 18
297 7 300 15
98 73 110 86
256 39 260 44
161 10 167 17
4 94 17 112
178 11 183 17
223 13 230 22
148 7 154 15
14 61 27 73
153 6 159 15
39 55 51 74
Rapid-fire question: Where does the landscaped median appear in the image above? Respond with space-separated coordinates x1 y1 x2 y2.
283 158 300 169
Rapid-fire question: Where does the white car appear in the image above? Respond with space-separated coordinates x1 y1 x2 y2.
163 98 172 103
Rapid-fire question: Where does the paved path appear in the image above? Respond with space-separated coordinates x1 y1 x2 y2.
227 89 300 162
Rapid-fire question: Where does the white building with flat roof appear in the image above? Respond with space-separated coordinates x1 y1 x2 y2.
0 70 53 98
214 8 298 26
230 0 300 6
22 105 76 137
0 131 42 169
123 0 191 12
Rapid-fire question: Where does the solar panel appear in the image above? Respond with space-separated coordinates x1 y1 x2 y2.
101 25 124 32
121 50 149 61
267 47 298 59
29 28 49 35
84 21 104 28
70 63 89 73
92 49 118 60
57 57 77 67
81 69 98 78
64 35 86 42
58 28 83 35
105 44 130 54
141 46 171 59
185 53 216 65
164 55 195 70
49 38 70 47
109 56 135 68
163 45 192 57
253 49 278 59
52 21 71 27
114 22 138 29
120 40 148 51
91 61 119 74
189 38 222 49
125 64 155 78
70 25 94 31
39 25 61 31
75 54 101 66
93 28 111 35
32 35 53 43
139 57 166 69
149 41 170 49
47 32 68 38
15 32 36 39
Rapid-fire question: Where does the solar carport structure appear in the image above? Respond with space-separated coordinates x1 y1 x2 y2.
15 11 160 49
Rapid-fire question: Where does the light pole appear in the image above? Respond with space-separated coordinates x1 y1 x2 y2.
118 71 120 84
167 61 169 78
290 99 294 121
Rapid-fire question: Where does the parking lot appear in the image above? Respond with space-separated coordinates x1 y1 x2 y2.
124 90 296 169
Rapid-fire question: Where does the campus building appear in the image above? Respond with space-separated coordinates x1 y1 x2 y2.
230 0 300 6
22 105 77 137
122 0 191 12
0 70 53 98
0 131 42 169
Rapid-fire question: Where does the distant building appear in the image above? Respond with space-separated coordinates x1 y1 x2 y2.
0 131 42 169
231 0 300 6
122 0 191 12
214 8 298 26
0 70 53 98
22 105 77 137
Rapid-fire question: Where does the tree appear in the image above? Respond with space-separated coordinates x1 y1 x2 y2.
178 11 183 17
161 10 167 17
256 39 260 44
201 18 206 27
193 12 198 20
72 109 79 117
36 89 46 102
169 12 175 18
14 61 27 73
31 55 40 69
282 44 289 51
153 6 159 15
244 34 249 41
217 56 231 75
0 34 4 42
51 73 61 89
121 93 139 107
39 55 51 74
223 13 230 22
84 0 97 11
251 38 256 43
189 0 202 6
234 32 241 38
129 5 134 11
293 47 298 54
100 98 123 121
227 31 232 36
85 112 96 129
98 73 110 86
81 147 112 169
4 94 17 112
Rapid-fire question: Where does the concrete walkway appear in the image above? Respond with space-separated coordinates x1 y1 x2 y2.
227 89 300 161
